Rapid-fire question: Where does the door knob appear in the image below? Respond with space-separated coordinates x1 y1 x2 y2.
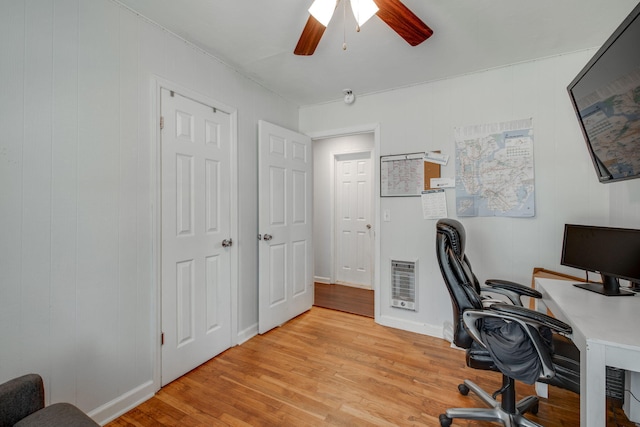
222 238 233 247
263 234 273 241
366 224 372 229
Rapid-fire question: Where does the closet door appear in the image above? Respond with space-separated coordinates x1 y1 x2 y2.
161 89 232 385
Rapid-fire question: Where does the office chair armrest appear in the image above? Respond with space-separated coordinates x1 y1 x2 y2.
485 279 543 298
481 298 505 308
482 279 542 306
488 303 572 335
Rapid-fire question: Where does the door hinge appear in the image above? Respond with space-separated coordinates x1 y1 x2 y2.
160 116 164 130
161 332 164 346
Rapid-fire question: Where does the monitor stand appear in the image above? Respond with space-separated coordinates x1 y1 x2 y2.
573 282 635 296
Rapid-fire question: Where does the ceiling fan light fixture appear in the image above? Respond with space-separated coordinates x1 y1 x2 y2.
308 0 336 27
295 0 432 56
350 0 378 26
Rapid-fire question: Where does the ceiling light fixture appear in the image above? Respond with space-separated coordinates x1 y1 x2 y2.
350 0 378 28
295 0 432 56
308 0 335 26
308 0 378 28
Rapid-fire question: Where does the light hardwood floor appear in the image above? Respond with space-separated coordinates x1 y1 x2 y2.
108 307 634 426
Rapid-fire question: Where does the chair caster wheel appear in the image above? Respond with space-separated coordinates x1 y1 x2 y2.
458 383 470 396
530 402 539 415
439 414 452 427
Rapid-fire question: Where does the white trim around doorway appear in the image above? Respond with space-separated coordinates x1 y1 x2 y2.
307 123 381 320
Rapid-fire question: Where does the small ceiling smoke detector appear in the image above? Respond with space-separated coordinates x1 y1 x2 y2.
343 89 355 105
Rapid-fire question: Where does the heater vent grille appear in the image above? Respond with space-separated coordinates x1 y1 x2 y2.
391 260 416 311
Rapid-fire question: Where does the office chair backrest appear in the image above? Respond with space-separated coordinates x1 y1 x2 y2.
436 218 484 348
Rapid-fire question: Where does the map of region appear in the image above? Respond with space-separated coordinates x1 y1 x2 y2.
455 119 535 217
576 69 640 180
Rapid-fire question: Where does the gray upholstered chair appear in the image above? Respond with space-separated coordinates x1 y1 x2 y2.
0 374 98 427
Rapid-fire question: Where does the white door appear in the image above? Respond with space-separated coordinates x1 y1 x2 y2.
335 152 373 288
161 89 232 386
258 120 313 334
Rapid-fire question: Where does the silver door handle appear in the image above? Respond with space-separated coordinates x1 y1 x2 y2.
263 234 273 241
222 238 233 247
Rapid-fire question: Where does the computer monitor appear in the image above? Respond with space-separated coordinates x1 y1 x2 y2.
566 2 640 184
561 224 639 296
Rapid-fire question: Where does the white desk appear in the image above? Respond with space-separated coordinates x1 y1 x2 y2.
535 278 640 427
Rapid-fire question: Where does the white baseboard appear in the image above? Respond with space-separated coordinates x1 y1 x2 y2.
90 322 260 425
376 314 444 339
236 323 258 345
314 276 331 284
335 281 372 290
89 380 155 425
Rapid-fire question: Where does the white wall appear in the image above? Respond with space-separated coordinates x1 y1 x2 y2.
300 51 640 337
611 181 640 229
312 133 375 283
3 1 639 422
0 0 297 423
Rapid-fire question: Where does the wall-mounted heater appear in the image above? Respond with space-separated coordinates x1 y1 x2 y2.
391 260 417 311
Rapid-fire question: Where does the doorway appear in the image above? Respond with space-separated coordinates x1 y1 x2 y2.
310 126 380 317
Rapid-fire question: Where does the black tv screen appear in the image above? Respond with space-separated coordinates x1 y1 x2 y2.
567 2 640 183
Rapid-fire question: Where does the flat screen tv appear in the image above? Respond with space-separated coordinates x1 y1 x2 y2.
561 224 640 296
567 2 640 183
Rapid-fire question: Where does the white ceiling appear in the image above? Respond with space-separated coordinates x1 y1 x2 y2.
117 0 639 106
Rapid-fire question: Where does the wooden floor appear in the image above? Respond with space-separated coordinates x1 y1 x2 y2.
313 283 374 318
107 307 634 427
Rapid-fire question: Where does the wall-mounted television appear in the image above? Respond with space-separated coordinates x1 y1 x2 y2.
567 2 640 183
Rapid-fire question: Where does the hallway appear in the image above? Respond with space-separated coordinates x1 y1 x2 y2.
314 282 374 318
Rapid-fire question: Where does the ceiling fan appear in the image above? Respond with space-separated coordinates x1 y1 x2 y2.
294 0 433 55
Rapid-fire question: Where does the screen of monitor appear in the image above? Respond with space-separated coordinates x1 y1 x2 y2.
566 3 640 183
561 224 640 296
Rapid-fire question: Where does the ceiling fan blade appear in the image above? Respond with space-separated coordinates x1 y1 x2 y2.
373 0 433 46
294 15 327 55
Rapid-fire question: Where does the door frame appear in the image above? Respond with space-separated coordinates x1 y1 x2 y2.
150 76 238 391
331 148 374 289
307 123 380 319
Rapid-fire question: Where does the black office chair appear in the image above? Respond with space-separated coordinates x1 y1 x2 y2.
436 218 580 427
436 218 543 306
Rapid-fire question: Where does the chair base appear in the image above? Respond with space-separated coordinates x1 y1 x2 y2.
439 379 541 427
